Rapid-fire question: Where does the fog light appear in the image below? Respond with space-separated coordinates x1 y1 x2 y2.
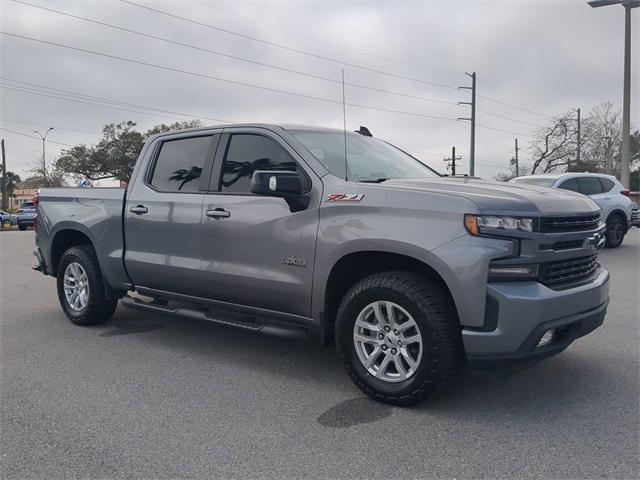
537 329 555 347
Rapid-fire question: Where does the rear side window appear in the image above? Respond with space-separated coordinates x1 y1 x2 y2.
150 136 212 192
220 134 298 193
598 178 615 192
577 177 604 195
558 178 579 192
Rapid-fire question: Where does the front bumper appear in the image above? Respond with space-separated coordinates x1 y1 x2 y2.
631 209 640 228
463 266 609 361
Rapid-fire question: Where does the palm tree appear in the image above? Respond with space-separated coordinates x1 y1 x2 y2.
0 166 21 201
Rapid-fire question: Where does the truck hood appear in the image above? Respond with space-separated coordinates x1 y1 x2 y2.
377 177 600 215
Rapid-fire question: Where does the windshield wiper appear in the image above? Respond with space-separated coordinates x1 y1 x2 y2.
359 178 389 183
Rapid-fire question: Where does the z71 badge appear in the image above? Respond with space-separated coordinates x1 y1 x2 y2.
326 193 365 203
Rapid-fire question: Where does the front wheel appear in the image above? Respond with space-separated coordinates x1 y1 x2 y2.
18 223 26 231
56 245 117 325
605 214 626 248
335 271 463 406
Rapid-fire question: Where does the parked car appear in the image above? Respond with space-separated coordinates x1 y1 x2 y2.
510 173 634 248
632 202 640 228
0 209 17 228
33 124 609 405
16 207 37 230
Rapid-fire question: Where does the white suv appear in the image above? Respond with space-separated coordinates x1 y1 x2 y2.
510 173 634 248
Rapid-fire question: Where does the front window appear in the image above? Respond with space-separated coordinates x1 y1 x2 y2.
291 131 440 181
220 134 298 194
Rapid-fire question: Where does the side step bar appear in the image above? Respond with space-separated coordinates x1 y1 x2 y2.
120 295 306 339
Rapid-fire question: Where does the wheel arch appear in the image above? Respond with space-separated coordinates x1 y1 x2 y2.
606 208 628 223
319 248 459 345
49 226 95 275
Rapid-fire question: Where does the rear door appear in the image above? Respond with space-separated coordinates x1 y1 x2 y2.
199 127 322 318
124 131 220 296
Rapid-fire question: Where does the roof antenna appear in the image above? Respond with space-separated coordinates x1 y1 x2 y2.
341 68 348 181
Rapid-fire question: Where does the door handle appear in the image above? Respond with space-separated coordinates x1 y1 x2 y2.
130 205 148 215
206 208 231 219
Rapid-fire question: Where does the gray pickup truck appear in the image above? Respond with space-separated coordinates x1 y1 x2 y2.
34 124 609 405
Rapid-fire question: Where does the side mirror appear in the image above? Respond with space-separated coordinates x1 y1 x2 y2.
251 170 304 197
251 170 310 212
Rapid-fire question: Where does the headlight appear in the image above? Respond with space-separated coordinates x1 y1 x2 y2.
464 214 533 236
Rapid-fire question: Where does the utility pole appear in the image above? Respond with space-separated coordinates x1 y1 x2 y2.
511 138 520 177
588 0 639 188
576 107 581 169
458 71 476 177
1 139 6 210
603 135 613 174
34 127 54 187
444 146 462 176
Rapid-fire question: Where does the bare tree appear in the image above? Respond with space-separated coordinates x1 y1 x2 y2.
528 113 577 174
579 102 622 175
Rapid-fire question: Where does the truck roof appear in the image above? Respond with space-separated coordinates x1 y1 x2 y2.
150 123 354 139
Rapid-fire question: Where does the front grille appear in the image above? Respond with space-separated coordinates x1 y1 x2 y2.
539 213 601 232
538 254 599 289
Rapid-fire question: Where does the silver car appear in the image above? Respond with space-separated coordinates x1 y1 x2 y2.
511 172 634 248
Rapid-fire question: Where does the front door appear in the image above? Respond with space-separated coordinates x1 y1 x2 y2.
200 129 321 318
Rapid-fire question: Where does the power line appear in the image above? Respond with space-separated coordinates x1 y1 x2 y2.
120 0 460 91
11 2 550 129
0 118 98 135
196 0 459 76
1 83 220 123
0 127 74 147
12 1 459 108
477 94 551 118
476 122 531 137
1 77 232 123
0 32 460 123
477 109 543 128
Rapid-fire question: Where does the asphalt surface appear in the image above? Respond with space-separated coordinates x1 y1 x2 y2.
1 229 639 479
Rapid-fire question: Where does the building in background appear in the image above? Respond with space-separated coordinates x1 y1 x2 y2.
10 188 38 209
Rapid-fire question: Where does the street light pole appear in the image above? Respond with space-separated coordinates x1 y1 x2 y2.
34 127 54 187
588 0 639 188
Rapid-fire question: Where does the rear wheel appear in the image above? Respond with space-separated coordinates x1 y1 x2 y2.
605 214 626 248
18 223 26 231
335 271 463 406
56 245 117 325
2 219 11 229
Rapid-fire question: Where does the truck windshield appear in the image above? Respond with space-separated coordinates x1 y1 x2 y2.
291 131 440 181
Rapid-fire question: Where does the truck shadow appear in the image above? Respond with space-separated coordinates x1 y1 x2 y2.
101 304 629 428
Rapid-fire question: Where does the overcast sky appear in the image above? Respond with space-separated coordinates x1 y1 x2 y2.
1 0 638 183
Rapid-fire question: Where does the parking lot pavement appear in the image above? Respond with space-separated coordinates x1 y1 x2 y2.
1 230 638 480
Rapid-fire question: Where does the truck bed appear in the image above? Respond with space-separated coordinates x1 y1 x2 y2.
36 188 131 290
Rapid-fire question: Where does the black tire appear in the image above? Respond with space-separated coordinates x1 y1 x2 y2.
2 219 11 229
605 213 626 248
18 223 26 231
335 271 463 406
56 245 117 325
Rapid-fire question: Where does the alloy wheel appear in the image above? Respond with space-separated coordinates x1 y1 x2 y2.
353 301 423 383
63 262 90 311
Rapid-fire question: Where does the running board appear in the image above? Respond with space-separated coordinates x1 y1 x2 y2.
120 295 306 339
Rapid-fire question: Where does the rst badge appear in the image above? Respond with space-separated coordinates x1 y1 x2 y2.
282 256 308 268
326 193 365 203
